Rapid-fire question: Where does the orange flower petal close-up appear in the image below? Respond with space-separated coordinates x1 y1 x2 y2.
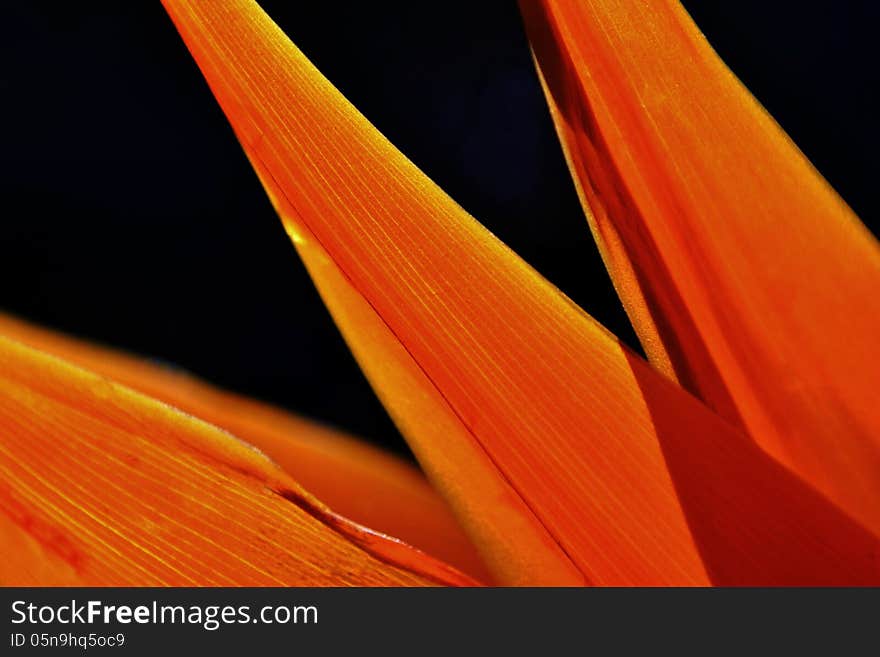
1 0 878 588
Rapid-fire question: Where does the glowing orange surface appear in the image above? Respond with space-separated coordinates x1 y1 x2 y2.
521 0 880 534
0 336 478 586
0 313 489 581
161 0 880 585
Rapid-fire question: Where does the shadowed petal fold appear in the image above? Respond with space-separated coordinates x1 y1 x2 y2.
161 0 880 585
520 0 880 534
0 313 489 581
0 336 477 586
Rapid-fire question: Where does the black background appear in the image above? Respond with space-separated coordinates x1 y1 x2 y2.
2 1 877 457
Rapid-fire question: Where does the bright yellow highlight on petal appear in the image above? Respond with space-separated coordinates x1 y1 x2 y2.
162 0 880 585
3 0 877 589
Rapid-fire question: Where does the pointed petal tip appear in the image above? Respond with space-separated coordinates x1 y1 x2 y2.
161 0 880 585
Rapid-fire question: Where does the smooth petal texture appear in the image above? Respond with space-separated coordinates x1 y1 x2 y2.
163 0 880 585
0 313 489 581
520 0 880 533
0 336 478 586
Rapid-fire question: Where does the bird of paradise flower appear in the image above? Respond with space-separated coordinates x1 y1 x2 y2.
1 0 879 586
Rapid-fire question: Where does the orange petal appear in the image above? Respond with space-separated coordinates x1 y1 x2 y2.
520 0 880 533
162 0 880 585
0 313 489 581
0 335 478 586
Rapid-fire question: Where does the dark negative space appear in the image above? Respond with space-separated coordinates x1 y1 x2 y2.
1 1 877 457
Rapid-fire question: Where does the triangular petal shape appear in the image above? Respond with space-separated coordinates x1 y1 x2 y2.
162 0 880 585
520 0 880 533
0 313 489 581
0 336 477 586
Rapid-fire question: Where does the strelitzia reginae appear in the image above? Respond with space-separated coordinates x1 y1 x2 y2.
1 0 879 587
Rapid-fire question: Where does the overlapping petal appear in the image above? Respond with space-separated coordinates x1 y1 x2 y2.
161 0 880 585
0 336 478 586
0 313 488 580
520 0 880 534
